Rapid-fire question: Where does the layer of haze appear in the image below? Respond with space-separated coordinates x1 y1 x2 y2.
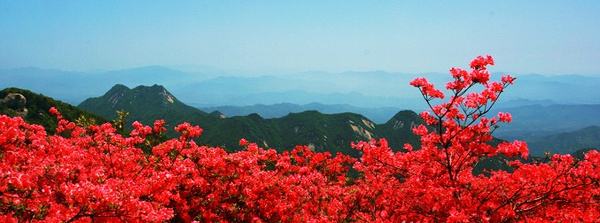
1 0 599 74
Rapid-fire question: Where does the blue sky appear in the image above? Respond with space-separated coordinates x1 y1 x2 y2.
1 0 599 74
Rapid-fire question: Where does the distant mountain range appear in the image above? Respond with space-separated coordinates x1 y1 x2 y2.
493 104 600 140
199 99 593 127
4 66 600 108
525 126 600 156
78 84 423 156
200 103 401 124
201 102 600 152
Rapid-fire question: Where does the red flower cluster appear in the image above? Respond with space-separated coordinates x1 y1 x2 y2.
174 122 203 141
410 77 445 99
498 112 512 123
470 55 495 69
1 56 599 222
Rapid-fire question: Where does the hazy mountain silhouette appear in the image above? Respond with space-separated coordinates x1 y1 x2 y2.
493 104 600 140
5 67 600 109
526 126 600 156
200 103 401 123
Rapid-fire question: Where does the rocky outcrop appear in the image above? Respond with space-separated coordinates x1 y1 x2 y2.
1 93 28 116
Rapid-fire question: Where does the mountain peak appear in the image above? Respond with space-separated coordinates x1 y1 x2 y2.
389 110 419 121
102 84 178 104
104 84 131 107
79 84 206 120
132 84 175 104
209 110 226 119
384 110 421 130
107 84 130 93
132 84 166 91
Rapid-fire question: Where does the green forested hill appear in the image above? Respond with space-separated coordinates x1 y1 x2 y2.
526 126 600 156
78 84 422 155
0 88 107 133
376 110 424 149
78 84 207 121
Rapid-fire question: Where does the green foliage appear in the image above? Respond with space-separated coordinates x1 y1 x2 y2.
75 115 97 128
0 88 107 133
112 110 129 133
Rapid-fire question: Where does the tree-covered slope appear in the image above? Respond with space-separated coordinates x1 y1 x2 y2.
0 87 107 133
375 110 424 149
78 84 422 155
79 84 207 121
527 126 600 156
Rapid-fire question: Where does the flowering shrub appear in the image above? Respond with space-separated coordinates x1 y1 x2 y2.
1 56 599 222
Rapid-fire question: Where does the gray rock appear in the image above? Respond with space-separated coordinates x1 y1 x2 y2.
1 93 28 116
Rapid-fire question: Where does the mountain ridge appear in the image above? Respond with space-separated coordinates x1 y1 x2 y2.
200 102 402 123
5 66 600 108
527 125 600 156
78 84 422 156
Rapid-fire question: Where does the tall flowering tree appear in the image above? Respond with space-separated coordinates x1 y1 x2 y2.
349 55 600 222
0 55 598 222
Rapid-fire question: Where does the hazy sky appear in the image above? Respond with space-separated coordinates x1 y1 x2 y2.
1 0 599 74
